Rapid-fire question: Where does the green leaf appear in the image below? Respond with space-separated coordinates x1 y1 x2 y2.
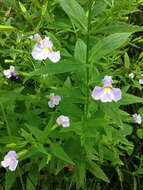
76 156 86 189
101 102 123 127
59 0 87 31
124 52 130 68
25 124 46 143
0 25 16 31
90 33 131 61
19 2 33 26
94 24 143 34
5 170 17 190
137 129 143 139
30 59 85 76
74 39 87 63
87 160 110 183
51 143 74 165
119 93 143 105
26 165 39 190
0 88 24 103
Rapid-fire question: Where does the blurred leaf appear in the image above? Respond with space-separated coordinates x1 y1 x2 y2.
30 59 85 76
90 33 131 61
5 170 17 190
95 24 143 34
0 25 16 31
74 39 87 63
51 143 74 165
124 52 130 68
26 165 39 190
19 2 33 26
59 0 87 31
87 160 110 183
137 129 143 139
119 93 143 105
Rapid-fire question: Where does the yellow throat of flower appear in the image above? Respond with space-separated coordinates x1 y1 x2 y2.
43 48 50 52
52 98 56 101
7 157 12 162
38 39 43 44
104 87 111 93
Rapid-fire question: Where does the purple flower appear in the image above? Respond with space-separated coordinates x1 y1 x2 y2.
1 151 18 171
129 73 134 79
139 79 143 84
28 35 33 40
56 115 70 127
48 93 61 108
34 34 42 43
92 75 122 102
3 66 18 79
133 114 142 124
32 35 61 63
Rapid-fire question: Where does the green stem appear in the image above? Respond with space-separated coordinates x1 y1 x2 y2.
18 166 25 190
1 103 11 136
84 0 93 120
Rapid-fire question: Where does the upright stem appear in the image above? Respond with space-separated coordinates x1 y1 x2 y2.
18 166 25 190
84 0 93 120
1 103 11 136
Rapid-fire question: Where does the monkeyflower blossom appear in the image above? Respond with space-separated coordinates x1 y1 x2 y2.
1 151 18 171
129 73 134 79
56 115 70 127
92 76 122 102
32 34 60 63
3 66 18 79
28 35 33 40
132 114 142 124
48 93 61 108
139 79 143 84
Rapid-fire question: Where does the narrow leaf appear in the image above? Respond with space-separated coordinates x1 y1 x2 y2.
51 143 74 165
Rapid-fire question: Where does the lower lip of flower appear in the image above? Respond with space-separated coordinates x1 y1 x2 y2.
43 48 50 52
104 87 111 92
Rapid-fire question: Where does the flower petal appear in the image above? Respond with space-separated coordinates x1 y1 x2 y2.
1 160 9 168
111 88 122 102
32 45 48 60
9 160 18 171
92 86 104 100
48 51 61 63
10 66 15 72
42 37 53 49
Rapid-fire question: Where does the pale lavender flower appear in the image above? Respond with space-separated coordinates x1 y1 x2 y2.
92 75 122 102
48 93 61 108
32 35 60 63
1 151 18 171
3 66 18 79
132 114 142 124
139 79 143 84
56 115 70 127
28 35 33 40
34 34 42 43
129 73 134 79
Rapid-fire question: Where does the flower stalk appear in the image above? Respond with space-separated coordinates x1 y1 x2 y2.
84 0 93 120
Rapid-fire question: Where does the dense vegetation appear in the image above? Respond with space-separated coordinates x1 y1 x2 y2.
1 0 143 189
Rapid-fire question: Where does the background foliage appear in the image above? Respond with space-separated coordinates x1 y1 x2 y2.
1 0 143 189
